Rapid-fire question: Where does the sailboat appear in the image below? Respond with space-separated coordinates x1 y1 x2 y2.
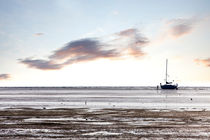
160 59 178 90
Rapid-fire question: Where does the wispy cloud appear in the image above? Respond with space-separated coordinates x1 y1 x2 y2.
166 18 197 38
34 33 44 36
116 28 149 57
195 58 210 67
152 17 199 45
118 28 137 37
19 59 62 70
0 74 10 80
19 28 149 70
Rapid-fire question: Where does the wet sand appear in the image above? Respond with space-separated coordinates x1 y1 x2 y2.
1 108 210 139
1 87 210 139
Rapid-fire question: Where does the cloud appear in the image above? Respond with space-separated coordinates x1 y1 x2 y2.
19 28 149 70
151 17 199 46
0 74 10 80
19 59 62 70
116 28 149 57
118 28 137 37
34 33 44 36
167 18 196 38
195 58 210 67
50 39 118 60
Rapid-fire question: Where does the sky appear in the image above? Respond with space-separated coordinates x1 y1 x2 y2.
0 0 210 86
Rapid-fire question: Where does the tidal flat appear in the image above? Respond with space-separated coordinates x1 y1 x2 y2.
1 108 210 139
1 87 210 139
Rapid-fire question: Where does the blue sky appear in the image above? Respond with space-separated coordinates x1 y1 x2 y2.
0 0 210 86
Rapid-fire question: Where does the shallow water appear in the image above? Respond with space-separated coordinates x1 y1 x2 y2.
0 87 210 110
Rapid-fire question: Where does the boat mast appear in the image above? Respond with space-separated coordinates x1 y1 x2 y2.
166 59 168 83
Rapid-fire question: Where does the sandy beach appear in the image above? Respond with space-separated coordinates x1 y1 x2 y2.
0 87 210 139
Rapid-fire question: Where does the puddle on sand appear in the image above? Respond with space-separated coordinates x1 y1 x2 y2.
83 131 122 136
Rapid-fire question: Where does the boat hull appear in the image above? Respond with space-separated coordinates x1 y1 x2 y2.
161 84 178 90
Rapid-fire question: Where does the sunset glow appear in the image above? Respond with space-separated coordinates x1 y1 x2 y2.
0 0 210 86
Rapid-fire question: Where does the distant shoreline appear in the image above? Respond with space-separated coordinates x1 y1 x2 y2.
0 86 209 90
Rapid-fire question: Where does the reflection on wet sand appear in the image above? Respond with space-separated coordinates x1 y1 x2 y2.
0 87 210 139
1 108 210 139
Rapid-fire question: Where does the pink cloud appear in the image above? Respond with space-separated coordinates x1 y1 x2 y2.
34 33 44 36
167 18 196 38
0 74 10 80
195 58 210 67
20 28 149 70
